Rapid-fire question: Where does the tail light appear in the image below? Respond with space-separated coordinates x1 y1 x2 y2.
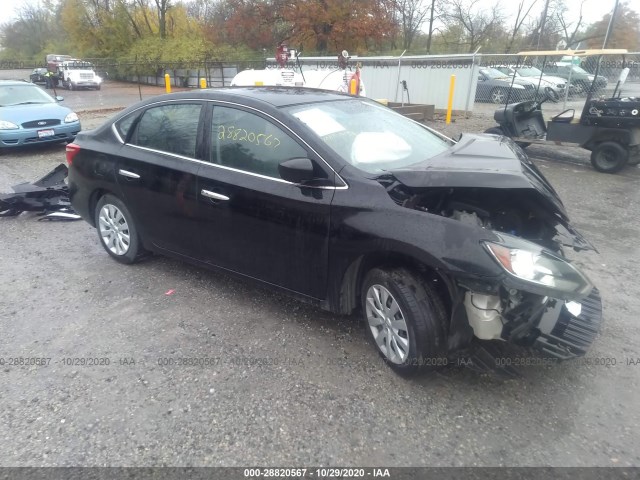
66 143 80 165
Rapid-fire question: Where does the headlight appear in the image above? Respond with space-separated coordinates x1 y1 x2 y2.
484 240 593 299
588 75 595 81
0 120 19 130
64 112 79 123
95 76 102 84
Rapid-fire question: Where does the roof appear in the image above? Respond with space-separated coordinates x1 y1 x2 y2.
0 80 32 85
517 49 629 56
150 86 359 108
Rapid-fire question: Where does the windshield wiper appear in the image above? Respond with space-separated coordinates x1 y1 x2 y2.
11 101 47 105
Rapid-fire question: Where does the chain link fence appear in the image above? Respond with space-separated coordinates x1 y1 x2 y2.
2 52 639 116
473 52 640 118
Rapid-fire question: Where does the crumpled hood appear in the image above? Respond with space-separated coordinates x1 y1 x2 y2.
388 133 596 252
391 133 564 211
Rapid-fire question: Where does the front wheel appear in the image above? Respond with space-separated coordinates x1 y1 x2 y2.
590 142 629 173
490 88 507 104
361 268 447 375
95 194 147 264
545 87 560 103
484 126 504 136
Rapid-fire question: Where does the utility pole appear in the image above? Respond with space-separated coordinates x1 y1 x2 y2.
426 0 436 54
602 0 620 48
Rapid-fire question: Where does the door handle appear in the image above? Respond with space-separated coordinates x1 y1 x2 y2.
118 169 140 179
201 189 229 201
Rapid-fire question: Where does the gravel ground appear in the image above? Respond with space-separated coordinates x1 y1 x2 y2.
1 96 640 468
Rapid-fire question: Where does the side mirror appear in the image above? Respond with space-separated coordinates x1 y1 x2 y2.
278 157 315 184
55 96 64 101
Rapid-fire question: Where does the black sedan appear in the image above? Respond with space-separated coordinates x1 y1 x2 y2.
67 87 602 374
29 67 49 84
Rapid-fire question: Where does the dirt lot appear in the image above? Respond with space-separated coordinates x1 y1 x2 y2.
1 85 640 468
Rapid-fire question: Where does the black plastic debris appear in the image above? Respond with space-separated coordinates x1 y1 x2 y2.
0 164 80 220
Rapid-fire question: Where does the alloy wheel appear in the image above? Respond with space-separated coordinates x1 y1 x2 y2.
98 204 131 256
365 284 410 364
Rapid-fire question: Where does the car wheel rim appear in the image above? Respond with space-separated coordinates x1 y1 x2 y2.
98 204 131 256
365 284 410 364
596 149 618 169
492 90 504 103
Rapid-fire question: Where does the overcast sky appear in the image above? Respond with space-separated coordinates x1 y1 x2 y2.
1 0 637 32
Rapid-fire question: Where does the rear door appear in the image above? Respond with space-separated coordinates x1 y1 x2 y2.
196 103 336 299
114 101 205 257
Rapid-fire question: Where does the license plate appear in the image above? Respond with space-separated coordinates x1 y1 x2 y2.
37 129 55 138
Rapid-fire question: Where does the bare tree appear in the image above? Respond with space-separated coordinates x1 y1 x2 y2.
504 0 537 53
443 0 504 53
393 0 431 50
556 0 585 48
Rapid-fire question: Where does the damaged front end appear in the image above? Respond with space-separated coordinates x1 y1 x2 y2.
380 133 603 360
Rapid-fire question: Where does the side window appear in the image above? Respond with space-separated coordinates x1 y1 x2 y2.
115 112 138 141
210 106 307 179
131 103 202 158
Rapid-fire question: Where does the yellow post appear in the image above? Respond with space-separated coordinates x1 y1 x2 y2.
446 75 456 124
200 78 207 89
164 73 171 93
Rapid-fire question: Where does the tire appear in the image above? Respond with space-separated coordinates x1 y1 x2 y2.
361 268 447 375
69 82 75 91
484 127 504 136
573 82 585 95
490 88 507 104
545 87 560 103
94 194 147 264
590 142 629 173
96 85 101 91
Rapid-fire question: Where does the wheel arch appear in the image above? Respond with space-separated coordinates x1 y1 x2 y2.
334 251 454 318
87 188 114 227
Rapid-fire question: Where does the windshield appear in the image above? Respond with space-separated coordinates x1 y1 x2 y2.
0 84 56 106
481 68 509 79
284 99 452 174
572 66 589 74
516 67 543 77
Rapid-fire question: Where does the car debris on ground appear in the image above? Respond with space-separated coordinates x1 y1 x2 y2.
0 164 81 221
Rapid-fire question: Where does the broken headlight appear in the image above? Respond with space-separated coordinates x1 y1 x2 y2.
484 237 593 300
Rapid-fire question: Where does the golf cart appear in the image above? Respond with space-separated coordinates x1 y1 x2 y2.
485 49 640 173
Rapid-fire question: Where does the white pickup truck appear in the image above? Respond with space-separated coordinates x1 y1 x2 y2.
57 60 102 91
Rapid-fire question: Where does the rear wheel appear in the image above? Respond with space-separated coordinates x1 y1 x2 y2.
590 142 629 173
95 194 147 264
361 268 447 375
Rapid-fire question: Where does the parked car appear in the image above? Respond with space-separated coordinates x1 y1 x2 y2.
494 66 572 102
67 88 602 374
543 64 608 95
0 80 81 150
29 68 49 84
476 67 537 103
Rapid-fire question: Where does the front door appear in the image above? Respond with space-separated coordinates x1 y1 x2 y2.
197 104 335 299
